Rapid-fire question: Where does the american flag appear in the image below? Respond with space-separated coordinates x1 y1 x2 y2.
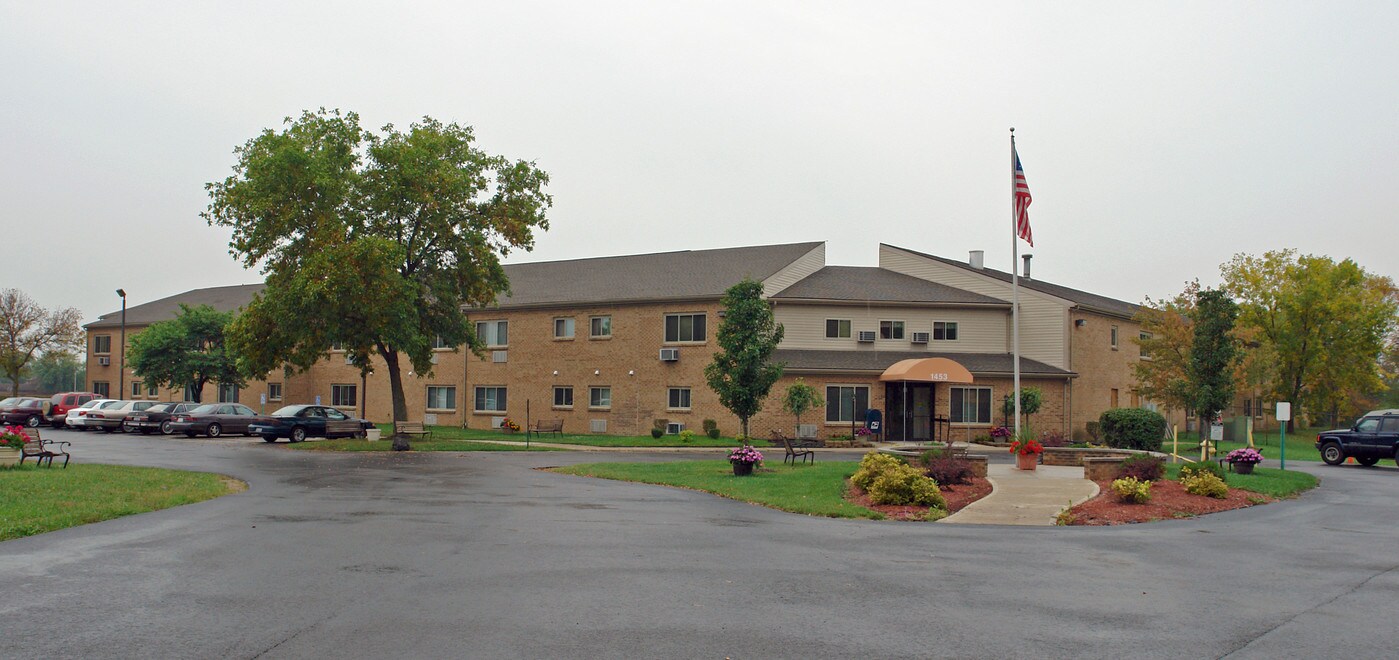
1013 146 1033 247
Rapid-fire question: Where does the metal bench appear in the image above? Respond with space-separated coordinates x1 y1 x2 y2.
527 419 563 440
393 421 432 441
19 428 70 468
771 430 816 465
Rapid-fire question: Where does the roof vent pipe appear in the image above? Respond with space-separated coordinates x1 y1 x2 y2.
969 250 984 269
1022 254 1032 279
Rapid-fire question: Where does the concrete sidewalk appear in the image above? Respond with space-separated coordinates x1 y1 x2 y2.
941 464 1099 526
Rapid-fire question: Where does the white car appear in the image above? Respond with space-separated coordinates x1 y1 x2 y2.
66 399 120 429
88 400 157 432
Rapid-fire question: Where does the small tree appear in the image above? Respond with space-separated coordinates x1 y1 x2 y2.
704 279 784 442
1186 289 1239 446
0 289 83 396
128 304 243 403
782 379 824 433
1000 386 1043 429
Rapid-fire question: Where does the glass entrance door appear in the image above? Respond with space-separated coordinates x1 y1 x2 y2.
884 382 933 442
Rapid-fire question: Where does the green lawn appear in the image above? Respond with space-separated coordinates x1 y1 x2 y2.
1160 429 1324 463
287 438 565 452
551 460 881 519
371 424 746 448
1163 463 1318 499
1 464 241 541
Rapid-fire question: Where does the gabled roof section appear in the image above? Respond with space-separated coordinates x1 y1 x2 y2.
86 284 265 329
883 244 1140 319
491 242 824 308
772 266 1007 306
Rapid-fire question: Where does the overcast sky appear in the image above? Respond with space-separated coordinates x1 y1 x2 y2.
5 1 1396 324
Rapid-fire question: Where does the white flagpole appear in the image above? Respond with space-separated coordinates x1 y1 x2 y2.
1010 128 1021 440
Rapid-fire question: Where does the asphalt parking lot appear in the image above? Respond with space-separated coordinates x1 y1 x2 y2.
2 428 1395 659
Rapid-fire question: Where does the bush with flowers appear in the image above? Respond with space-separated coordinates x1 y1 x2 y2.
1226 448 1263 466
990 426 1013 441
2 425 29 451
499 418 521 432
854 427 874 438
728 446 764 465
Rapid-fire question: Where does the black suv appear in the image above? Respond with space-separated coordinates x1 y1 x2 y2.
1316 410 1399 466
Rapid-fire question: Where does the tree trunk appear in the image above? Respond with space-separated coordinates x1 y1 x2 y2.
740 416 750 446
383 349 411 451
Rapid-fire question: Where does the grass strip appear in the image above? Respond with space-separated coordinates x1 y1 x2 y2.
551 460 882 519
1 464 241 542
1164 463 1318 498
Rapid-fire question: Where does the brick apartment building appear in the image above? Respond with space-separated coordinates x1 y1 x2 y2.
84 242 1160 441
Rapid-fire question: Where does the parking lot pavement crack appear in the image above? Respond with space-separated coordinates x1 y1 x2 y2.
1219 561 1399 659
251 611 338 659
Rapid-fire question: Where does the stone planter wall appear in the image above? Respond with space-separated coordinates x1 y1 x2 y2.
1083 456 1128 481
877 448 989 478
1042 447 1143 467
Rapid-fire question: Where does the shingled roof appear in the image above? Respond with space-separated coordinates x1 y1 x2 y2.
885 244 1141 319
490 242 822 308
771 266 1007 306
773 349 1073 376
86 284 265 329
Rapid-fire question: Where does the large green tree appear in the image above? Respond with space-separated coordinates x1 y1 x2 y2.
206 109 550 450
127 304 243 403
1222 250 1398 427
31 349 84 393
1186 289 1240 440
704 279 785 442
0 289 83 396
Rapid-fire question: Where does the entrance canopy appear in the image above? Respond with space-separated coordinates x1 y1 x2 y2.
878 357 974 384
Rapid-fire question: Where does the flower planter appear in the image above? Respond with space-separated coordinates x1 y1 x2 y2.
731 460 755 476
1016 452 1039 471
1233 462 1256 475
0 447 19 468
365 428 382 442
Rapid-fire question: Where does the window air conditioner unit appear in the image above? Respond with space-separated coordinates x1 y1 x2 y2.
492 350 507 363
666 422 685 435
429 353 439 364
590 419 607 433
659 348 680 362
345 356 354 365
857 331 877 343
491 416 505 429
911 332 930 344
423 413 438 425
97 356 110 366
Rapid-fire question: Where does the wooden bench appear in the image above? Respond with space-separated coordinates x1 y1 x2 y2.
527 419 563 440
771 430 816 466
325 420 366 439
19 428 70 468
394 421 432 441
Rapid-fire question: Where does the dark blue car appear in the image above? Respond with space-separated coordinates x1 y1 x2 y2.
248 405 373 443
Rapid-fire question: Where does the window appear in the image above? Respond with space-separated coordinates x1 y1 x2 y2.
93 381 110 397
1244 399 1253 417
218 383 239 403
1380 418 1399 433
268 383 283 401
332 384 357 407
1131 392 1141 408
474 386 507 412
590 316 612 338
553 386 574 408
664 313 706 343
94 335 112 354
1110 325 1119 350
431 335 452 350
146 382 158 397
825 319 852 339
330 341 345 352
1356 418 1379 433
426 386 456 411
667 387 692 410
1110 388 1119 408
131 381 143 398
933 322 958 341
589 386 612 409
1139 332 1151 359
475 320 508 347
879 320 905 340
554 317 575 339
825 385 870 423
950 386 992 424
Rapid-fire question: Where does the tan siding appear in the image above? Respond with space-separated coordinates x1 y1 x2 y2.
773 303 1006 353
761 244 826 297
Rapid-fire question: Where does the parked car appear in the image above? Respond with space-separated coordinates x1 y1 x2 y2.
169 403 261 438
248 404 374 443
1316 410 1399 466
0 397 51 427
66 399 119 429
87 400 160 433
124 402 200 435
47 392 99 427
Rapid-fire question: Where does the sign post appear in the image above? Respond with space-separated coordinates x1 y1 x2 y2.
1276 402 1291 470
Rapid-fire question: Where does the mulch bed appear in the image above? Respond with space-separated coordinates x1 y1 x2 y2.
845 477 993 521
1067 479 1274 525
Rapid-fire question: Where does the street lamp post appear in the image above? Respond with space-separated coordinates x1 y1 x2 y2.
116 289 127 398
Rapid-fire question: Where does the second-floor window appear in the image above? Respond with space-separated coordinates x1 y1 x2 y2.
431 335 452 349
665 313 706 343
554 318 575 339
1110 325 1119 350
825 319 851 339
476 320 508 347
590 316 612 338
880 320 905 340
94 335 112 354
933 321 958 341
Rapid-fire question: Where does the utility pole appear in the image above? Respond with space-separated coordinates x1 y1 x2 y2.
116 288 127 398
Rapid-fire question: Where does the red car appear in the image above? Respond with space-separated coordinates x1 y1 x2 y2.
48 392 99 428
0 397 51 428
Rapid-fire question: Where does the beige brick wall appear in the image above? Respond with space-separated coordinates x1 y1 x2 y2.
1066 310 1184 439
